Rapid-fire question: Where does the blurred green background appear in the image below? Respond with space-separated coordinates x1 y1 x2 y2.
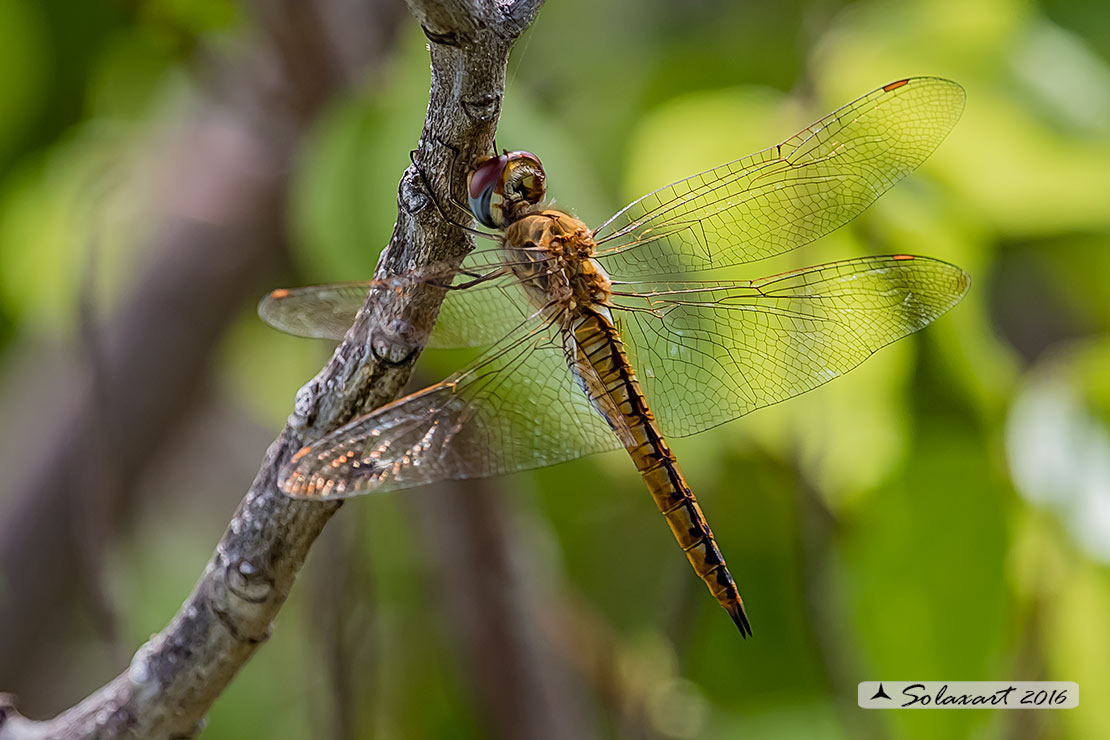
1 0 1108 738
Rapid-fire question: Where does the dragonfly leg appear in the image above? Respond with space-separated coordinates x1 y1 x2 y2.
428 266 511 291
409 148 498 240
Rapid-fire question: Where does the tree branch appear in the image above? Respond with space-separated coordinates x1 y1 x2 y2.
0 0 543 736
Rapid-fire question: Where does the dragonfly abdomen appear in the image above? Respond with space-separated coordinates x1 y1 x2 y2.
570 310 752 636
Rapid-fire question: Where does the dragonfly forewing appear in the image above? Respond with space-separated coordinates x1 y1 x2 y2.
593 77 965 278
259 251 541 349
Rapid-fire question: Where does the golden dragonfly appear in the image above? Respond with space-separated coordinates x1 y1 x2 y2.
260 77 969 635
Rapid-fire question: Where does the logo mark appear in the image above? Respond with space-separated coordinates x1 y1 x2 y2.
870 683 892 701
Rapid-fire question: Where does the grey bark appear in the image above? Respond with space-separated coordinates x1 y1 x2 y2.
0 0 543 737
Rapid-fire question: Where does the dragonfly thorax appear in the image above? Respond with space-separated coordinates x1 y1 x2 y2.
502 209 612 317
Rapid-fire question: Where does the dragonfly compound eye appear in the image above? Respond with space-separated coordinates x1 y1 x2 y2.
467 151 547 229
501 150 546 212
468 153 509 228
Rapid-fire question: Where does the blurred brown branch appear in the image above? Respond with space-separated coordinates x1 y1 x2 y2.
0 0 542 736
412 478 593 740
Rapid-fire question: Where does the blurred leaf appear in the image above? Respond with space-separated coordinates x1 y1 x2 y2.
141 0 240 36
218 313 330 428
0 122 155 333
707 699 847 740
0 0 47 163
87 29 178 120
289 30 428 282
1045 560 1110 740
1006 337 1110 563
817 2 1110 236
844 426 1011 740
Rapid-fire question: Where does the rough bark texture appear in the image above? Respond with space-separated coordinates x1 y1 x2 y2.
0 0 543 737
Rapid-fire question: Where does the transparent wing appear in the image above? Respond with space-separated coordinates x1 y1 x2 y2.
258 250 535 349
611 255 970 438
258 282 374 341
431 276 533 349
280 317 622 498
593 77 965 278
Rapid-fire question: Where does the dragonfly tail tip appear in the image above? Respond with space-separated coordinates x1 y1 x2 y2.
726 602 753 638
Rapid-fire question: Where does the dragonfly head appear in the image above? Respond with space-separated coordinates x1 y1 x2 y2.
467 150 546 229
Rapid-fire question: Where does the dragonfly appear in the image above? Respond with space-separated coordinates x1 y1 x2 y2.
260 77 969 636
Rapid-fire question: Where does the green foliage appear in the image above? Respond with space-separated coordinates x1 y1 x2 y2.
2 0 1108 737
